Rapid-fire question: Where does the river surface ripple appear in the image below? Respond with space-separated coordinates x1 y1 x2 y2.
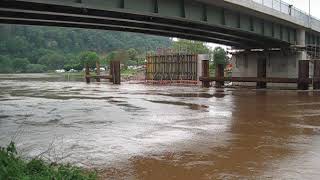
1 74 320 179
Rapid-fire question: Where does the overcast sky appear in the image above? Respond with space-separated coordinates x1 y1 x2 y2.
283 0 317 18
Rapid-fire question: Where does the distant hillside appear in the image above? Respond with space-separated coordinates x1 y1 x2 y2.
0 24 172 63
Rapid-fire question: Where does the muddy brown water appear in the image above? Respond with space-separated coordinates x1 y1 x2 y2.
1 74 320 179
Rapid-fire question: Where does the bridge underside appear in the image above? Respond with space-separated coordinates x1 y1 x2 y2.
0 0 293 48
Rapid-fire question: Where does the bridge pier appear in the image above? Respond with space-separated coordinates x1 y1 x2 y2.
201 59 210 88
215 64 224 88
314 60 320 90
110 60 121 85
96 61 101 82
85 63 90 83
231 49 303 88
298 60 310 90
256 57 267 89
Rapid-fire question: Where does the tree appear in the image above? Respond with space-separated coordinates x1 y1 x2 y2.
0 24 173 73
103 51 117 66
6 36 30 57
25 64 47 73
63 53 83 71
213 47 228 68
172 39 210 54
38 52 65 70
12 58 30 72
0 55 13 73
127 48 139 66
114 50 129 69
104 50 129 69
79 51 99 68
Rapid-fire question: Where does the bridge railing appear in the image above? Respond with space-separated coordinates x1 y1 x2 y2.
252 0 320 30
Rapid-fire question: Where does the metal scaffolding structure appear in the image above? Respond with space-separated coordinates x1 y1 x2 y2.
146 53 198 84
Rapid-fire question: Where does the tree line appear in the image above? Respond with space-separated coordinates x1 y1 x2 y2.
0 25 228 73
0 25 172 73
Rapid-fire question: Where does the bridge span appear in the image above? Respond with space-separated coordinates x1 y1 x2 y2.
0 0 319 48
0 0 319 89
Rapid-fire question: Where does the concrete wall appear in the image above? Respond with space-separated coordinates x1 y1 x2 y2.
231 50 313 87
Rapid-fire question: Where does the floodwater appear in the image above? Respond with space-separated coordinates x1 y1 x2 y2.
1 74 320 179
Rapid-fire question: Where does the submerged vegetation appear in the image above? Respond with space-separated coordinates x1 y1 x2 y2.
0 142 97 180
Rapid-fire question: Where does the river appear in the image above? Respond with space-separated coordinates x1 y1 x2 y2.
1 73 320 179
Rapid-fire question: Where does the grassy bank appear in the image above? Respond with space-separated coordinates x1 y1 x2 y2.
0 142 97 180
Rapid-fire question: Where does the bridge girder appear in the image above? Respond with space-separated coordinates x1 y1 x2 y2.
0 0 297 48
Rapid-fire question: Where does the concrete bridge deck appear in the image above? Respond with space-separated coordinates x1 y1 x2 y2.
0 0 319 49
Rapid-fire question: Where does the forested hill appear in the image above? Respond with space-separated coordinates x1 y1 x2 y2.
0 24 172 73
0 24 172 60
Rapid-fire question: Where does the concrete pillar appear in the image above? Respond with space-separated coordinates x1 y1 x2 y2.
109 61 114 83
111 60 121 85
298 60 309 90
314 60 320 89
96 61 101 82
201 59 210 88
257 58 267 89
297 29 307 60
85 63 90 83
197 54 209 82
215 64 224 88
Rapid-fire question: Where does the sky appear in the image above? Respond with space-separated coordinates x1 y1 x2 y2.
283 0 318 18
207 0 319 50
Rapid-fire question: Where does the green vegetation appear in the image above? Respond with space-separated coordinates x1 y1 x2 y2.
212 47 229 68
79 51 100 68
0 24 172 73
172 39 229 71
121 68 140 77
0 25 228 75
172 39 211 54
0 142 97 180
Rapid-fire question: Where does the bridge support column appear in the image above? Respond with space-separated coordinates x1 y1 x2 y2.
201 59 210 88
297 29 307 60
85 63 90 83
314 60 320 90
257 58 267 89
215 64 224 88
96 61 101 82
110 60 121 85
298 60 309 90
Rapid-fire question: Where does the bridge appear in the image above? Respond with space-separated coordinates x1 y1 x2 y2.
0 0 319 89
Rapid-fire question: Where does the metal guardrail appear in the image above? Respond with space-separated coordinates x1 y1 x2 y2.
252 0 320 30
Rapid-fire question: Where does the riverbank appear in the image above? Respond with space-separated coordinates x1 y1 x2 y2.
0 142 97 180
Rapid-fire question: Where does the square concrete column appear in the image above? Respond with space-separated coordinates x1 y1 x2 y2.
298 60 309 90
110 60 121 85
215 64 224 88
96 61 101 82
257 58 267 89
314 60 320 89
198 54 210 88
85 63 90 83
297 29 307 60
202 60 210 88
